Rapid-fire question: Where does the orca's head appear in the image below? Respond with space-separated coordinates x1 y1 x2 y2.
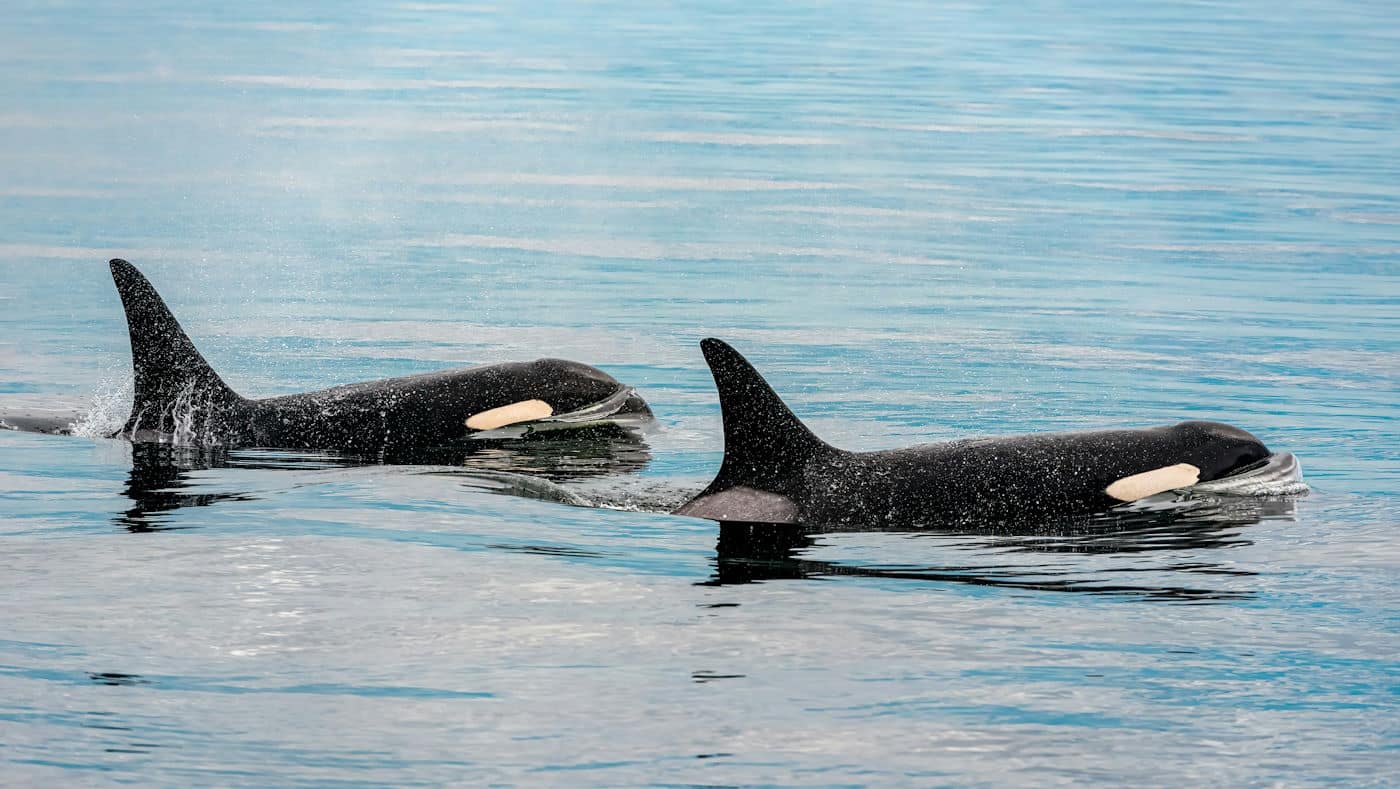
461 358 651 433
523 358 631 413
1173 420 1272 481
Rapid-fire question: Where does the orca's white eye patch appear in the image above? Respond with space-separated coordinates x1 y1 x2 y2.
1105 463 1201 502
465 399 554 430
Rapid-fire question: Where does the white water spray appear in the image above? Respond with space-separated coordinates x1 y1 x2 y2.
69 371 133 439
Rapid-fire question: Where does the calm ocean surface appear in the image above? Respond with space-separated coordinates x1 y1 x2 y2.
2 1 1398 785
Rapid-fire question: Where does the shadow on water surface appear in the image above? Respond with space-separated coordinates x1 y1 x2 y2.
706 496 1299 602
87 672 151 687
116 425 651 532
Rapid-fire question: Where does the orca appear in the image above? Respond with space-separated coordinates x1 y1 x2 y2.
108 259 651 452
674 339 1304 526
0 411 76 435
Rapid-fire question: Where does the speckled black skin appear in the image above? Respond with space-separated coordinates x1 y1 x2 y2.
674 339 1271 526
109 259 650 453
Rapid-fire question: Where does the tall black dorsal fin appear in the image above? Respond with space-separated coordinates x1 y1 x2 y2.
109 259 245 435
674 338 836 522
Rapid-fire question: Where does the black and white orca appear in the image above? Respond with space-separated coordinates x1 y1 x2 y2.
674 339 1303 525
108 259 651 452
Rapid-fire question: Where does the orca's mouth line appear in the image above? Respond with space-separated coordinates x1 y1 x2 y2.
468 387 643 439
1190 452 1307 496
542 386 639 425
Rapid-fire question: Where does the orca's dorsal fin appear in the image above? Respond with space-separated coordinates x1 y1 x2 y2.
674 338 837 522
109 259 245 435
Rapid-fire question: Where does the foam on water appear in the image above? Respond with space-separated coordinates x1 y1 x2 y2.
1190 452 1311 497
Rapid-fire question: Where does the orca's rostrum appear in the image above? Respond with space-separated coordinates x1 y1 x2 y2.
109 259 651 452
674 339 1305 525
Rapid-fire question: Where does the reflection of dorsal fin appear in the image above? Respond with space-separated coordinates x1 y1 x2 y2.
676 339 836 522
109 259 245 434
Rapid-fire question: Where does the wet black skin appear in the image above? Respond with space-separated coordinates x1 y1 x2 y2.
771 420 1269 524
110 259 650 454
227 358 638 452
675 339 1272 526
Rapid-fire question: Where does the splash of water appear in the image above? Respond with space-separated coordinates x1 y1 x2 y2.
69 371 133 439
122 379 228 448
168 380 209 446
1189 451 1310 497
71 373 232 448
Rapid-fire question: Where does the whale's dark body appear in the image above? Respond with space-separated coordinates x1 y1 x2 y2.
675 339 1294 526
110 259 650 452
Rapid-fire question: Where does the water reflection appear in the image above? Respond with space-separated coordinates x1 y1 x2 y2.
397 422 653 480
118 444 252 532
116 426 651 531
705 497 1298 601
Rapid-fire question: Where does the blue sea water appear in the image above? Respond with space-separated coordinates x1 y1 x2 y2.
1 0 1398 784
